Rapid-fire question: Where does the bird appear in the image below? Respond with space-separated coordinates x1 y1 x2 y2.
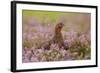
43 22 68 50
52 22 65 48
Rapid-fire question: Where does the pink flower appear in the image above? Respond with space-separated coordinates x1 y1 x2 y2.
30 55 39 62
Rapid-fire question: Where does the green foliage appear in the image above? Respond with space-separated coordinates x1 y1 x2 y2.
23 39 33 48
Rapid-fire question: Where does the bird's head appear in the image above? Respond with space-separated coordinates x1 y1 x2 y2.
55 22 64 33
56 22 64 29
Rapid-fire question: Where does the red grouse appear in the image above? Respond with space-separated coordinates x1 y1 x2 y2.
43 22 67 50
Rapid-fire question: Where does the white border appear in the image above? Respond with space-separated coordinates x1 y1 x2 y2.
16 4 96 70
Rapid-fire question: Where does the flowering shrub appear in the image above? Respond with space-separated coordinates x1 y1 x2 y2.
22 10 91 63
22 24 91 63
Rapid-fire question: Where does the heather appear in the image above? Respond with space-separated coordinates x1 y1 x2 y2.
22 10 91 63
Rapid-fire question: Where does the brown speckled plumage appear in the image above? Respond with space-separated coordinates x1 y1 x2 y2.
43 22 68 50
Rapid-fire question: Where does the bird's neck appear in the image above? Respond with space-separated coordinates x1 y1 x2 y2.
55 28 62 35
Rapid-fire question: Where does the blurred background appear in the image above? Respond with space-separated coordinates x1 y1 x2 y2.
23 10 91 33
